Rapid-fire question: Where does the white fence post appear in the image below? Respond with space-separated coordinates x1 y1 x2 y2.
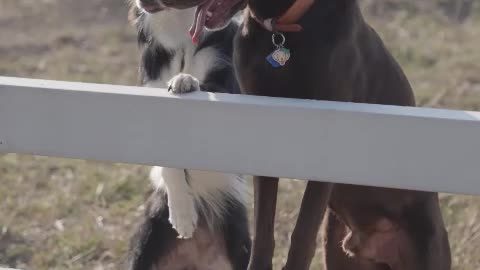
1 76 480 195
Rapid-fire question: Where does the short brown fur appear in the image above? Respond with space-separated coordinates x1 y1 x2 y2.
233 1 451 270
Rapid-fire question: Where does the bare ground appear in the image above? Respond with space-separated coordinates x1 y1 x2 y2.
1 0 480 269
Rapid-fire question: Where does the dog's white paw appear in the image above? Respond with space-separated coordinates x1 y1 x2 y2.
168 194 198 239
167 73 200 94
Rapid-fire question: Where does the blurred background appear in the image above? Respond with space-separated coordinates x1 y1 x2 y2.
1 0 480 269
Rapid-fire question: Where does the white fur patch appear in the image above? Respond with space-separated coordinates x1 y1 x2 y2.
143 8 194 49
150 167 198 238
150 166 248 238
168 73 200 93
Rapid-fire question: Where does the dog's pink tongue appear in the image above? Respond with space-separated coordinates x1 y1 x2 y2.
189 0 213 44
189 7 201 40
190 6 206 43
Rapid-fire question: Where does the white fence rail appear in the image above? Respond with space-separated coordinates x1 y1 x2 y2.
1 76 480 195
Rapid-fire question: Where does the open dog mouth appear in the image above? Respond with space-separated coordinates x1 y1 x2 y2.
142 5 165 13
189 0 246 43
137 0 167 13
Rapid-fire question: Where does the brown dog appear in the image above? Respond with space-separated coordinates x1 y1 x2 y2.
230 1 451 270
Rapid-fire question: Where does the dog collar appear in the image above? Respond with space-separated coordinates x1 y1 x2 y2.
250 0 315 67
250 0 315 32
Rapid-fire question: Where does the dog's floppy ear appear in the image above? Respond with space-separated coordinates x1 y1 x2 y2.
128 5 149 45
128 5 142 25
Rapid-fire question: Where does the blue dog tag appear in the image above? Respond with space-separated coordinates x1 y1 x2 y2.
266 47 290 68
266 53 281 67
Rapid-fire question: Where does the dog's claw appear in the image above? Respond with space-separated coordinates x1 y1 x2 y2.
167 73 200 94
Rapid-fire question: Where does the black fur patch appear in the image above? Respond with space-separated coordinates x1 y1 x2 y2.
140 43 173 83
222 199 252 270
127 191 177 270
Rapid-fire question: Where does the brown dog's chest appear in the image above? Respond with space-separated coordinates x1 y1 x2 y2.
233 4 415 105
233 21 342 100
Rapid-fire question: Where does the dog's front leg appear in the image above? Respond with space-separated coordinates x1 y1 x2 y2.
283 181 333 270
150 167 198 239
167 73 201 94
248 176 279 270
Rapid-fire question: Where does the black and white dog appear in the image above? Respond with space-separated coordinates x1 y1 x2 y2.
127 1 251 269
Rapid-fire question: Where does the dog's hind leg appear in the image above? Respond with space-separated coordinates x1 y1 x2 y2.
127 191 178 270
324 211 385 270
248 176 279 270
223 198 252 270
325 190 451 270
282 181 333 270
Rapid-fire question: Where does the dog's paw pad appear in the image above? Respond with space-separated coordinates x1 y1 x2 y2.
167 73 200 94
168 196 198 239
